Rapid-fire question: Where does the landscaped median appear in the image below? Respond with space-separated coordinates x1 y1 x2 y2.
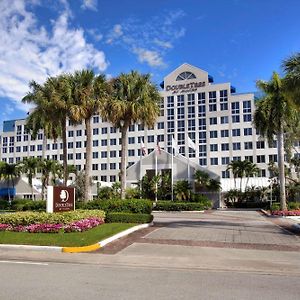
0 199 154 252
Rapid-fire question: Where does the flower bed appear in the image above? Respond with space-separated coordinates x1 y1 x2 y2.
271 210 300 216
0 217 104 233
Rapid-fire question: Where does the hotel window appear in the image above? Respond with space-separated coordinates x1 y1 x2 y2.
76 130 82 136
177 133 185 145
188 119 195 131
47 144 50 150
129 125 135 132
220 90 228 102
232 115 240 123
92 164 98 171
199 132 207 143
100 175 107 182
198 105 206 117
167 108 174 120
23 146 28 152
51 155 57 160
37 145 42 151
257 169 266 177
177 107 185 119
110 139 117 145
243 114 252 122
269 154 278 163
167 121 174 132
110 151 116 158
101 127 107 134
167 96 174 108
233 156 241 161
210 144 218 152
52 143 58 150
8 158 13 164
68 154 73 160
16 157 21 162
220 103 228 111
244 128 252 136
24 135 28 141
110 163 116 170
243 100 251 113
157 122 164 130
188 107 195 118
68 131 74 137
76 153 82 159
110 175 116 182
232 129 240 137
257 155 266 163
268 140 277 148
199 145 207 157
256 141 265 149
101 151 107 158
221 130 229 138
209 91 216 103
187 94 195 105
101 139 107 146
93 140 99 147
138 124 144 131
38 133 43 140
244 142 253 150
128 149 135 156
76 141 82 148
16 125 22 133
93 128 99 135
148 136 154 143
198 92 205 104
16 146 21 152
101 164 107 170
221 143 229 151
210 131 218 138
221 116 229 124
198 118 206 130
2 147 7 154
209 117 217 125
158 134 164 142
222 157 230 165
209 104 217 112
199 158 207 166
93 116 99 123
128 137 135 144
210 157 218 165
233 142 241 150
231 102 240 114
76 165 82 171
245 156 253 163
177 95 184 107
92 152 98 159
177 120 185 132
222 170 230 178
9 147 14 153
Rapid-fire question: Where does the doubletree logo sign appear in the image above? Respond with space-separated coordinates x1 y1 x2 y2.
53 187 75 212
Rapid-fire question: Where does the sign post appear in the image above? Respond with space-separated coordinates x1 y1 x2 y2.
47 186 75 213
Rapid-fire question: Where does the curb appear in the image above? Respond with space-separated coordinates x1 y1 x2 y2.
0 223 153 254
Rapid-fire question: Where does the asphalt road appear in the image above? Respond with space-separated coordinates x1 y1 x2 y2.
0 260 299 300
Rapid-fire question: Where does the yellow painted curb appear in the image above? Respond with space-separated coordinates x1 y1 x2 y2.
62 243 100 253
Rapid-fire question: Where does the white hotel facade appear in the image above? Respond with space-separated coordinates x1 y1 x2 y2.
0 63 295 186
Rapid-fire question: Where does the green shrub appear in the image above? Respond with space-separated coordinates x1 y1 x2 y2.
288 202 300 210
270 203 280 211
153 201 211 211
105 212 153 224
84 199 152 214
0 210 105 226
190 194 211 204
0 199 9 210
10 199 46 211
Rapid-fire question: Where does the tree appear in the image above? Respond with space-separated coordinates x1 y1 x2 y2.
174 180 191 201
194 170 221 192
101 71 160 199
254 72 298 210
226 160 242 189
2 163 20 202
69 70 108 202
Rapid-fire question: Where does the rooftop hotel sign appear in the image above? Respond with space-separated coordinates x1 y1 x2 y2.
47 186 75 213
166 81 206 94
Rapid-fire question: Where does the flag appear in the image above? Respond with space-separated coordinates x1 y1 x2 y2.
187 136 196 151
141 141 147 156
171 136 179 155
156 137 161 155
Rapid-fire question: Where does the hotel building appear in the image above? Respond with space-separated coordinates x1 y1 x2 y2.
0 63 297 188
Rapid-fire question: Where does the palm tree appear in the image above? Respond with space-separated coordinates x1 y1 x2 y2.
226 160 241 189
282 52 300 107
69 70 108 202
174 180 191 201
19 157 39 200
254 72 298 210
244 162 260 190
2 163 20 202
101 71 160 199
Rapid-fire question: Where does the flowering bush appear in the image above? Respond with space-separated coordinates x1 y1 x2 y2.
271 210 300 216
0 224 12 231
64 218 104 233
27 224 63 233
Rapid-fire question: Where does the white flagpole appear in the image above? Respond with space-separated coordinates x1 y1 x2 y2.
140 149 142 198
155 148 158 202
171 146 174 201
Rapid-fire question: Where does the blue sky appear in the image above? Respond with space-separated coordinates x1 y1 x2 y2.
0 0 300 128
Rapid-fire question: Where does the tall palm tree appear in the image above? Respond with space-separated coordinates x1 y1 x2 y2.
282 52 300 107
69 70 108 202
254 72 298 210
101 71 160 199
2 163 20 202
226 160 241 189
244 162 260 190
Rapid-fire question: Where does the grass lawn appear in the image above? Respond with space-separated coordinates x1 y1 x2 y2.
0 223 136 247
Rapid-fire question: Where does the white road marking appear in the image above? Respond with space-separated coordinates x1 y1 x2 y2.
0 260 48 266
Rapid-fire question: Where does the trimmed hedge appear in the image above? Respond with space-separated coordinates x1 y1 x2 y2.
84 199 152 214
11 199 46 211
105 212 153 224
153 201 211 211
0 210 105 226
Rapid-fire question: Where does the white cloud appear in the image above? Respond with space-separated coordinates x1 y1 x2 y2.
87 28 103 41
106 24 123 44
81 0 98 11
0 0 108 112
133 48 165 67
153 39 173 49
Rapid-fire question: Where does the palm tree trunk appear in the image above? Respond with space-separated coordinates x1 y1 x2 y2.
84 118 92 202
42 134 47 159
120 124 129 199
62 119 68 186
277 130 287 210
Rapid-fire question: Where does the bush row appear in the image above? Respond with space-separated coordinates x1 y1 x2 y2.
105 212 153 224
271 202 300 212
153 201 212 211
0 210 105 226
83 199 153 214
0 199 46 211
